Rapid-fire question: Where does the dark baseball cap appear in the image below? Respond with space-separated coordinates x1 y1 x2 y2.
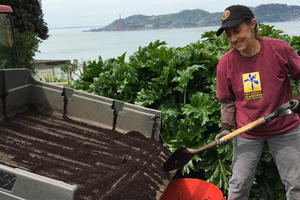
216 5 254 36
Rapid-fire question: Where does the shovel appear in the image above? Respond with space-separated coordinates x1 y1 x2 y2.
163 100 296 171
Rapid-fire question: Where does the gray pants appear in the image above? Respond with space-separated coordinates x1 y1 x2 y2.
228 125 300 200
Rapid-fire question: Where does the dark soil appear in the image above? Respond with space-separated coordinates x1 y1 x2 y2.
0 111 173 200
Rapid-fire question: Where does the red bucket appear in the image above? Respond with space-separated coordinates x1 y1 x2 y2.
160 178 225 200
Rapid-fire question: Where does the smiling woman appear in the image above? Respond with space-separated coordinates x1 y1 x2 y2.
224 19 260 57
216 4 300 199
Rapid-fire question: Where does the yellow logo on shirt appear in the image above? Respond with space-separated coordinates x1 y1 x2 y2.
242 72 262 100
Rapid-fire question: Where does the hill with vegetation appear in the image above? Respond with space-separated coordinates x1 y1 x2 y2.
89 4 300 32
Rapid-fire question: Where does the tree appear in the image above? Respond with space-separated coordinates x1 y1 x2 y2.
1 0 49 70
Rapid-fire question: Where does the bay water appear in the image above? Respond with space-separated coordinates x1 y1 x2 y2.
35 21 300 62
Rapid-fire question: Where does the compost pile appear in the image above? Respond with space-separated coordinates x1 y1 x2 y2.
0 111 172 200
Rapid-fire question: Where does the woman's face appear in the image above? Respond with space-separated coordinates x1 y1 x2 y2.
225 19 257 55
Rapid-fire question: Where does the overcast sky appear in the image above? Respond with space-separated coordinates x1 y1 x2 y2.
41 0 300 28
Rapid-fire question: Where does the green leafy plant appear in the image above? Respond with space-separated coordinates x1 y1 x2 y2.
172 65 206 104
15 31 40 71
43 74 68 83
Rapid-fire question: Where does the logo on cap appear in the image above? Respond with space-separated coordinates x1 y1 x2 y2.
222 10 230 21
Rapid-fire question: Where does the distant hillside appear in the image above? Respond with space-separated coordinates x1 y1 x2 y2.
89 4 300 32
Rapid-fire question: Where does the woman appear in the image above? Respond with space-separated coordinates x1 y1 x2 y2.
215 5 300 200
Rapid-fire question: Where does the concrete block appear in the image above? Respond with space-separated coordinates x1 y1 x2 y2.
0 164 77 200
116 102 162 140
30 84 64 115
66 90 114 130
6 85 31 116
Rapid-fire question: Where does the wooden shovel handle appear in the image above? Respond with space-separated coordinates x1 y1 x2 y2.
164 116 273 171
192 117 267 154
219 117 266 142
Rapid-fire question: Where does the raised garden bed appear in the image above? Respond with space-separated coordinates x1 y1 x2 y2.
0 111 172 200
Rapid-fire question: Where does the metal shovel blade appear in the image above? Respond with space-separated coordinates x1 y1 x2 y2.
163 142 217 171
163 146 196 171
